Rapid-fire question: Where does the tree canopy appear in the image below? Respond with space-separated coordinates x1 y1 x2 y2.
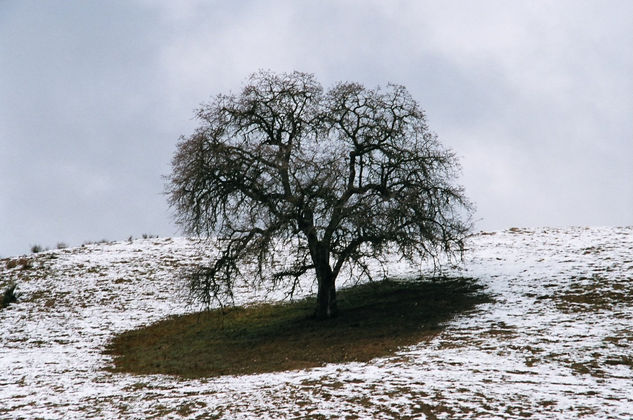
167 70 472 318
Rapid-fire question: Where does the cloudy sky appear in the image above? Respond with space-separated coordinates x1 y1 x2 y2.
1 0 632 256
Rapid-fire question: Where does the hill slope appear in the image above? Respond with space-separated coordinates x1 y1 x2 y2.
1 227 632 419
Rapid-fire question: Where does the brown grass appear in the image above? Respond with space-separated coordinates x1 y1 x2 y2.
105 277 491 378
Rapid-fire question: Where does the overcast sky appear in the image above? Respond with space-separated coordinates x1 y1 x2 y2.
1 0 632 256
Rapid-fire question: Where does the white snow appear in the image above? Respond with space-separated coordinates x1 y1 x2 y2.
1 227 632 419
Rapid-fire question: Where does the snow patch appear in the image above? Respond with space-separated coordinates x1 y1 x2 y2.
1 227 632 418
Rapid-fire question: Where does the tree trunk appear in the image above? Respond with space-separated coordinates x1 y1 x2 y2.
315 269 337 319
312 245 338 319
303 226 338 319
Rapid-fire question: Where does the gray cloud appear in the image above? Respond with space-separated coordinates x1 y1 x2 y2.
1 0 631 256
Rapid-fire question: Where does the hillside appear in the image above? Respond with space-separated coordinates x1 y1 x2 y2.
1 227 632 419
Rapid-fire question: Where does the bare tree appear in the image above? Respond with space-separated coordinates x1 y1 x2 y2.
167 70 472 319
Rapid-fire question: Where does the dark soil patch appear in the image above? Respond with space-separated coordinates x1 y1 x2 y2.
105 277 491 378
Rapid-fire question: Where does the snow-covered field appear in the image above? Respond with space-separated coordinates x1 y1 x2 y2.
1 226 632 419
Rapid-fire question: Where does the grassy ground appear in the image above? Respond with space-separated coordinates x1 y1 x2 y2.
105 277 491 378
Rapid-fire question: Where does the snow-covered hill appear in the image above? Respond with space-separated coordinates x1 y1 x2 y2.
1 227 632 419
